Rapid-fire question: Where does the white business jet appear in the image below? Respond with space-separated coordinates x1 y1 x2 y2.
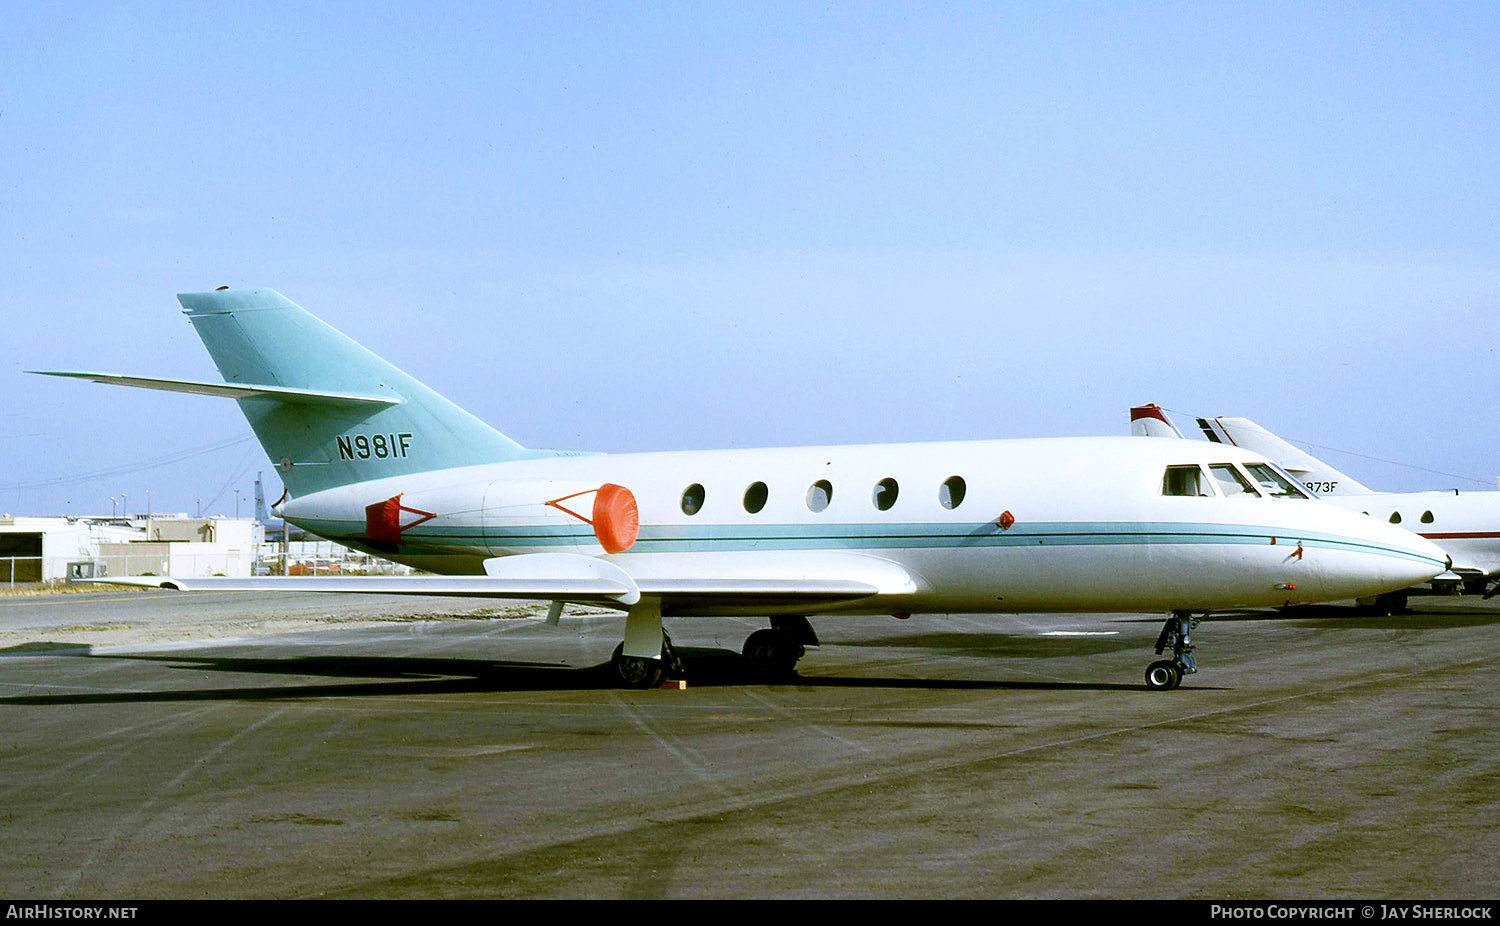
34 291 1447 690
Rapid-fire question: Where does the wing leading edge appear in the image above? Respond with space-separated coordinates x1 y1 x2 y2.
91 550 920 613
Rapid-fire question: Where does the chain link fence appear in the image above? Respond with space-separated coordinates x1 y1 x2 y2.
2 548 415 590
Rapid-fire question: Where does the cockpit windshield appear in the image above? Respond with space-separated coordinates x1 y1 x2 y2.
1162 462 1312 499
1162 465 1211 497
1209 464 1259 497
1245 463 1311 499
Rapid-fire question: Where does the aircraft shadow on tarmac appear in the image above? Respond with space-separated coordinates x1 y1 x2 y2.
833 630 1142 658
1149 602 1500 631
0 643 1151 705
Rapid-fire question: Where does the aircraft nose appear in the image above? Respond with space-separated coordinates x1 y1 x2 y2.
1368 524 1449 591
1301 507 1447 602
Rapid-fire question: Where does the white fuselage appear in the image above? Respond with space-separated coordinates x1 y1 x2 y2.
281 436 1446 617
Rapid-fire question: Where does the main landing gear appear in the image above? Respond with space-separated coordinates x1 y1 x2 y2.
742 615 818 680
1145 610 1201 691
611 631 684 689
1462 575 1495 599
609 616 818 688
742 630 799 678
1357 590 1410 615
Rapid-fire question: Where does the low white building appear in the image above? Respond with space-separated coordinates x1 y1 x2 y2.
2 514 409 584
98 517 263 578
1 516 264 583
0 517 143 583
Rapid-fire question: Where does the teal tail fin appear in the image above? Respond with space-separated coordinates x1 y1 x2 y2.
176 288 555 496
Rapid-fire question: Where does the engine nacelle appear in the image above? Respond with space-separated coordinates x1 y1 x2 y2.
485 480 640 554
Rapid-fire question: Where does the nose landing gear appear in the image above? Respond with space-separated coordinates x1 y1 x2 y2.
1146 610 1200 691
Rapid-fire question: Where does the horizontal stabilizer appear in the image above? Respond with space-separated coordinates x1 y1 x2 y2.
30 371 401 407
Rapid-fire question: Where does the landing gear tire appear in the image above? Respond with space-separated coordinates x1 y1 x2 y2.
1360 591 1409 616
1145 610 1200 691
1145 660 1182 691
743 629 804 679
611 643 665 690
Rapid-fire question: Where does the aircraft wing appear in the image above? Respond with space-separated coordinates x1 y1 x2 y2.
91 550 919 613
94 573 644 605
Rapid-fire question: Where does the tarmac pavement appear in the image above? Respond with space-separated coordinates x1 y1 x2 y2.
1 590 1497 899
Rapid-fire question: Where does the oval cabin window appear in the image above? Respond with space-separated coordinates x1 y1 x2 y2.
873 478 899 511
681 484 706 516
940 475 966 510
744 481 769 514
807 480 832 512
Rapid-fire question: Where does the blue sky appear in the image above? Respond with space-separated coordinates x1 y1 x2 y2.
3 2 1499 516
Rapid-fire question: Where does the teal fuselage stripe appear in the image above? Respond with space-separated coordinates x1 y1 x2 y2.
291 519 1444 567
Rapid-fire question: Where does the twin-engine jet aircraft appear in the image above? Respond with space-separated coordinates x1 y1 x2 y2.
1131 405 1500 603
35 290 1446 690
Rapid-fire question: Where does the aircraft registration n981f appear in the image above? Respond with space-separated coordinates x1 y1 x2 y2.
34 289 1448 690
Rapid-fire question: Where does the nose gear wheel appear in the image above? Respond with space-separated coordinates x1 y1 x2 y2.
1145 610 1200 691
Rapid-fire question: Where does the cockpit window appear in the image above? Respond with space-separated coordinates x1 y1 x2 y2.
1245 463 1311 499
1162 465 1211 497
1209 464 1260 498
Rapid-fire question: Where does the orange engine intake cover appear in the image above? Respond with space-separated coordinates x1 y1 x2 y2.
590 483 640 554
